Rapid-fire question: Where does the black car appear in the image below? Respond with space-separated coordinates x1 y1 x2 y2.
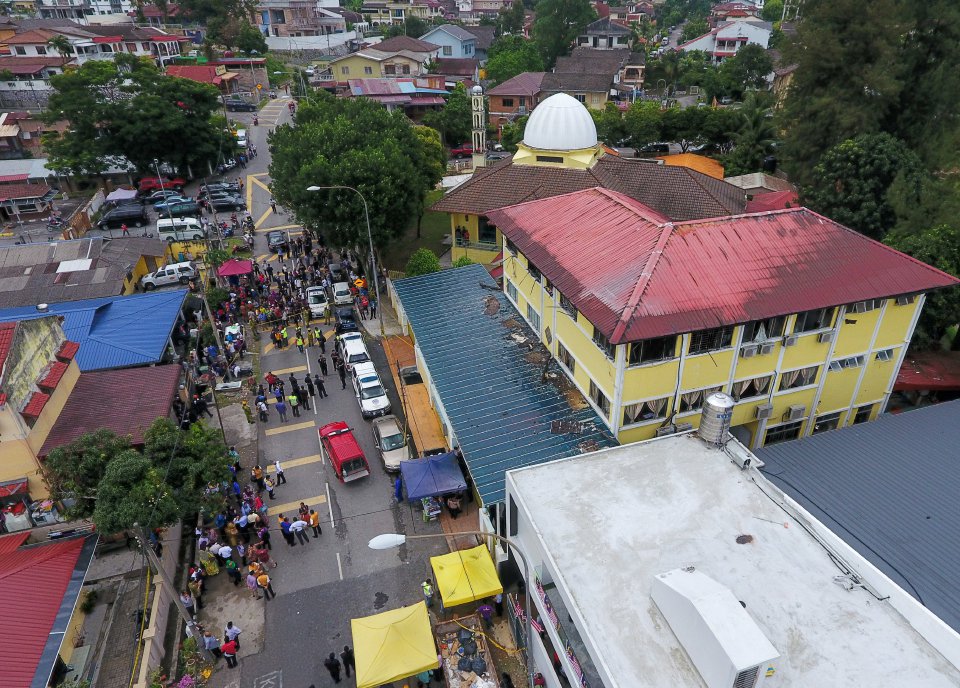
224 98 257 112
267 230 288 252
208 195 246 212
198 183 240 200
334 307 359 335
98 204 149 229
164 200 201 218
328 261 346 282
139 189 183 204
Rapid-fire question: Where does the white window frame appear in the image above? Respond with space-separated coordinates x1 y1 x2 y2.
621 395 671 426
505 279 518 303
776 365 819 393
526 302 541 332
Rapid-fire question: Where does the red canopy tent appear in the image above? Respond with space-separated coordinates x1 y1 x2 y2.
217 259 253 277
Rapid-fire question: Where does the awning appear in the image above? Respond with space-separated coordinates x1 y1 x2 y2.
895 351 960 392
217 258 253 277
0 476 29 499
400 451 466 501
431 545 503 607
105 188 138 202
351 601 438 688
409 96 446 105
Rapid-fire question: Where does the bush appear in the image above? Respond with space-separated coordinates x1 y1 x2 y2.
452 255 475 268
78 589 98 614
405 248 442 277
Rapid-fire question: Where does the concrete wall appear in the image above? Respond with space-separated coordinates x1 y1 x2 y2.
133 521 183 688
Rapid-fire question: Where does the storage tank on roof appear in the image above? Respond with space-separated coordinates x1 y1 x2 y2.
698 392 735 446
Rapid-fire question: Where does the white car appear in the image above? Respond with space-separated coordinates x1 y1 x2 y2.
340 335 371 372
306 286 329 318
372 415 411 471
352 362 391 419
141 261 197 290
332 281 353 307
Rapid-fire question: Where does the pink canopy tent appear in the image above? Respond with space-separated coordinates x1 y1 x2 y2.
216 259 253 277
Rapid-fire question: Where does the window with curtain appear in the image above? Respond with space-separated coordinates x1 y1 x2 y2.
793 307 835 333
623 396 669 425
732 375 772 401
628 336 677 365
678 386 723 413
589 380 610 416
778 366 818 391
741 316 786 343
688 326 734 354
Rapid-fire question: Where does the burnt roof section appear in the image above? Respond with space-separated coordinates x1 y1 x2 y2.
432 153 747 220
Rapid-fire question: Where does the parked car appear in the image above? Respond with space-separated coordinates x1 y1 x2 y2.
198 183 240 200
327 262 347 283
450 143 474 158
138 176 186 193
165 200 201 218
140 189 183 204
304 66 316 76
140 261 197 290
224 97 257 112
267 230 288 252
216 158 238 174
208 195 246 212
486 151 510 161
332 281 353 307
153 195 192 212
306 286 329 318
339 334 371 372
319 422 371 482
637 142 670 155
334 307 359 335
98 204 149 230
351 361 391 419
371 415 411 471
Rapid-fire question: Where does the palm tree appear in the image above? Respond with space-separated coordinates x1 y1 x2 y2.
47 35 73 66
728 92 777 173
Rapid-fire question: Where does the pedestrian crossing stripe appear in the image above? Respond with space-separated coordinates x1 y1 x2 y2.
267 493 327 517
268 454 322 469
270 365 308 375
264 420 315 436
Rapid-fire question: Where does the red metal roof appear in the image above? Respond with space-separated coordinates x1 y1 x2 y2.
38 360 69 390
0 536 91 688
0 173 29 182
21 391 50 418
0 477 28 499
166 65 224 84
487 187 960 343
57 341 79 361
895 352 960 392
38 365 180 458
0 531 29 553
0 321 15 370
745 189 798 212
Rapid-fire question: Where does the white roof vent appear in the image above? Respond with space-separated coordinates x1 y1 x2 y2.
652 568 779 688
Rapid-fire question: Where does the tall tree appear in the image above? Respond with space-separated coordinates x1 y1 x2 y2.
422 82 472 146
723 92 777 175
499 0 526 35
47 35 73 64
531 0 595 67
486 36 544 86
591 103 628 146
269 92 438 249
801 133 924 241
719 43 773 96
412 125 446 238
681 18 708 42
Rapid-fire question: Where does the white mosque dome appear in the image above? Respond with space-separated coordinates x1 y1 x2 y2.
522 92 598 151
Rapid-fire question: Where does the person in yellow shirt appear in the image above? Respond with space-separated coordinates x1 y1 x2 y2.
257 572 275 600
309 509 321 538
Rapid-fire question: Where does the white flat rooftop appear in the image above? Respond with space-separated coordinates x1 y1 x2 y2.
508 434 960 687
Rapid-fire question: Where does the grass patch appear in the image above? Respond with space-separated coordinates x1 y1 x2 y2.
382 189 450 271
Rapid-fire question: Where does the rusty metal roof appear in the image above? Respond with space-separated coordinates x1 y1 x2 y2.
487 187 960 344
432 153 747 221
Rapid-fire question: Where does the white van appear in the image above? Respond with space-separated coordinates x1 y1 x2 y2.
158 217 206 242
351 361 391 419
306 285 329 318
332 281 353 307
141 261 197 290
236 129 247 148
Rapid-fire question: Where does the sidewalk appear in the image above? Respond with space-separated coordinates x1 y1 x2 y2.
358 296 404 337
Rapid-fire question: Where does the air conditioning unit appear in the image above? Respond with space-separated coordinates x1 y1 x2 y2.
818 331 836 344
755 403 773 420
896 295 914 306
740 344 759 358
783 334 798 347
851 301 867 313
787 404 805 421
759 341 775 355
655 425 677 437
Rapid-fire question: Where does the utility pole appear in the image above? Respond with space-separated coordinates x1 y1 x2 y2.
135 526 215 663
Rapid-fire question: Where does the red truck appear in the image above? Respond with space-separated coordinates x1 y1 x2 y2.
319 421 371 482
138 176 187 193
449 143 474 158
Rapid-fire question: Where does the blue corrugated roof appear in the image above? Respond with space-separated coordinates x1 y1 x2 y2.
0 289 187 371
756 400 960 634
393 264 617 504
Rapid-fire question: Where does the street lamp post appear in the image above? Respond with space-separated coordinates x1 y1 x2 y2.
369 531 536 688
306 185 385 336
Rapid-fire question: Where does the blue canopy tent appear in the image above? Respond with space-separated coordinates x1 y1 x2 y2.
400 452 467 501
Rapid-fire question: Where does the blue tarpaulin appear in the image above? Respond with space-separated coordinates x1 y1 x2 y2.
401 452 467 501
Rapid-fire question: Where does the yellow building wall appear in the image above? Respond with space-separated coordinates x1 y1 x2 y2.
857 354 898 405
780 332 831 369
331 55 381 78
832 307 880 358
817 367 860 414
449 215 501 265
731 345 780 379
681 350 734 389
0 433 44 496
874 299 919 348
61 603 87 664
622 358 678 402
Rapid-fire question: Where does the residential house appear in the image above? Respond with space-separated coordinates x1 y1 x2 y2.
462 24 494 63
0 533 98 688
36 0 136 21
655 152 724 179
361 0 443 26
0 112 67 157
0 236 165 309
328 46 436 80
724 171 794 196
708 0 761 26
433 57 479 85
420 24 477 60
772 62 797 107
552 46 644 103
436 93 744 265
0 182 57 220
576 16 633 50
677 19 772 64
456 0 509 22
486 71 545 135
206 57 269 92
540 71 612 109
130 2 185 27
344 76 447 118
166 64 242 95
487 185 956 446
504 433 960 688
373 34 441 55
257 0 348 37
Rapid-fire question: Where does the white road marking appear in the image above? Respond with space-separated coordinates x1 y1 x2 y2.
253 670 282 688
325 481 334 525
336 552 344 580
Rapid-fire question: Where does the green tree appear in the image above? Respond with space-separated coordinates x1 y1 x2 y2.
406 247 442 276
452 255 476 267
500 114 528 151
658 0 712 29
761 0 783 22
532 0 595 67
382 16 428 38
499 0 526 34
486 36 544 86
723 92 777 176
269 92 437 249
681 18 707 42
591 103 628 146
412 125 446 238
801 133 924 240
94 452 181 535
719 43 773 96
47 35 73 64
237 22 268 54
886 224 960 348
422 82 472 146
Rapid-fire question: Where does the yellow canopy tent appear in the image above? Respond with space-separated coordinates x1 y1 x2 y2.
431 544 504 607
351 601 439 688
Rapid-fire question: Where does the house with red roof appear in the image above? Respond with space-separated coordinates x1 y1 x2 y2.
486 72 546 135
166 64 242 94
485 186 958 448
